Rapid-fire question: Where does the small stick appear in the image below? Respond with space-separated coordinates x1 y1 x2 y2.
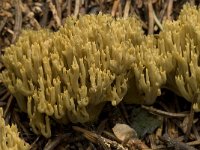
192 125 200 140
3 95 13 118
67 0 72 16
185 92 198 140
147 0 154 34
111 0 120 17
12 111 32 138
74 0 80 18
0 17 8 33
73 126 126 149
141 105 188 118
160 134 197 150
43 134 70 150
0 91 10 101
188 140 200 146
55 0 62 20
40 2 49 27
123 0 131 19
189 0 195 5
12 0 22 43
153 9 163 30
159 1 168 21
0 101 6 106
47 0 61 27
120 103 131 125
166 0 173 20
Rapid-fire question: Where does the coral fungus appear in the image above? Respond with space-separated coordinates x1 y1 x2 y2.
0 108 30 150
1 4 200 138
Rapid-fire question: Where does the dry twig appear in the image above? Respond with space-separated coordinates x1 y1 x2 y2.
111 0 120 17
12 0 22 43
141 105 188 118
147 0 154 34
123 0 131 18
166 0 173 20
47 0 61 27
160 134 197 150
74 0 80 18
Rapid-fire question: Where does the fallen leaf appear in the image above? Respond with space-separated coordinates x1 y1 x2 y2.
130 107 162 138
112 123 137 142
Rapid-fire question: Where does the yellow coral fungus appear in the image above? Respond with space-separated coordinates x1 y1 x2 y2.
0 108 30 150
124 36 172 105
157 4 200 111
2 4 200 138
0 14 143 137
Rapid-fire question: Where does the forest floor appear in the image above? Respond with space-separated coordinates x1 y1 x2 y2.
1 0 200 150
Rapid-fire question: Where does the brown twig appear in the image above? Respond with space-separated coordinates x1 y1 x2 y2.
73 126 126 149
147 0 154 34
55 0 62 20
67 0 72 16
12 111 32 138
74 0 80 18
111 0 120 17
153 9 163 30
141 105 189 118
0 91 10 101
120 103 131 125
0 17 8 33
47 0 61 27
185 92 198 140
188 140 200 146
160 134 197 150
40 2 49 27
189 0 195 5
123 0 131 18
3 95 13 118
12 0 22 43
0 101 6 106
166 0 173 20
192 125 200 140
159 1 168 21
43 134 70 150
